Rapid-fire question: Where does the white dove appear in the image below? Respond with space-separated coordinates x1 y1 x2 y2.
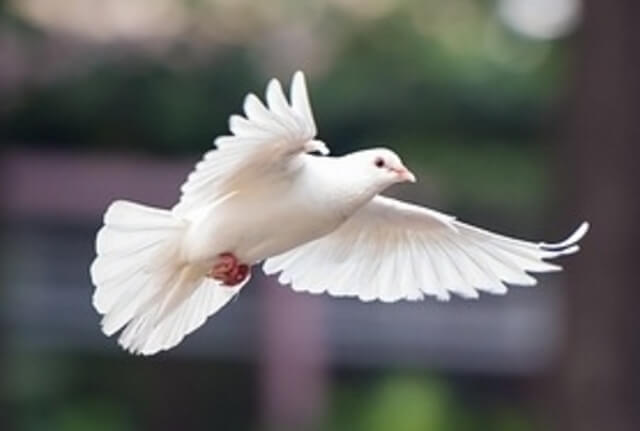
90 71 588 355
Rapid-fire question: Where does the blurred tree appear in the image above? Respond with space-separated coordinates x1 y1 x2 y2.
556 1 640 430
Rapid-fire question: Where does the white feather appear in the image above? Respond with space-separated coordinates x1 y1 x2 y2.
290 71 317 136
91 200 247 355
173 71 322 218
264 196 589 302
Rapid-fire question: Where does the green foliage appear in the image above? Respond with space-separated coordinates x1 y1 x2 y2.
328 374 534 431
3 3 564 159
4 52 255 154
396 139 549 217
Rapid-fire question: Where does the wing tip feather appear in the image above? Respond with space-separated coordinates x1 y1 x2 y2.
540 221 589 250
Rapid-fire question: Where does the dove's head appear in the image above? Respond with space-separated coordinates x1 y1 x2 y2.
346 148 416 192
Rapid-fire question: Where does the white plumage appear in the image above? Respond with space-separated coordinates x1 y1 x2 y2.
90 71 588 355
264 196 588 302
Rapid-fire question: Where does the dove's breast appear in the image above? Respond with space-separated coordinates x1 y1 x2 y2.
181 165 357 266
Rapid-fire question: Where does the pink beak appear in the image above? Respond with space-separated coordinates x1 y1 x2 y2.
393 167 416 183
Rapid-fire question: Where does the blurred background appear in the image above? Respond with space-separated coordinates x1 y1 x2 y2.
1 0 637 430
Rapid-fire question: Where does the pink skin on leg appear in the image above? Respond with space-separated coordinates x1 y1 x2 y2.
208 252 250 286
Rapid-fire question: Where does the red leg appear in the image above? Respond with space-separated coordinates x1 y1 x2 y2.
208 253 250 286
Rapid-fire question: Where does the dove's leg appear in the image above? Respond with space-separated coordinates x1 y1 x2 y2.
208 252 250 286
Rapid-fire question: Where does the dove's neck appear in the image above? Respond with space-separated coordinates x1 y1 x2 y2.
304 155 384 217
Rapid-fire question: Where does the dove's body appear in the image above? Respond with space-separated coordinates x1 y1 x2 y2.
182 155 366 266
90 71 588 356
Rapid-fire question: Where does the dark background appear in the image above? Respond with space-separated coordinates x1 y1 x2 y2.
1 1 638 430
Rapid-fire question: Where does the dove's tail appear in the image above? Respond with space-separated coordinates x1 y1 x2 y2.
90 200 247 355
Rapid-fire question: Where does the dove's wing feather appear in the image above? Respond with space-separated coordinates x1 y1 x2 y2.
263 196 589 302
173 71 324 217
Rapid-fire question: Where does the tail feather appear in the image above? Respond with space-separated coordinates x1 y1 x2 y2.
91 201 184 314
103 200 181 229
100 268 177 337
120 277 246 355
90 200 246 355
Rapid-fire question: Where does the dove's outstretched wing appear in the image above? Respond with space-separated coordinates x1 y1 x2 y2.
263 196 589 302
173 71 326 217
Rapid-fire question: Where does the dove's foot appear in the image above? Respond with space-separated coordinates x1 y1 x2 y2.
208 252 250 286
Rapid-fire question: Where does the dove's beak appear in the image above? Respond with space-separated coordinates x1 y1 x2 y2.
394 167 416 183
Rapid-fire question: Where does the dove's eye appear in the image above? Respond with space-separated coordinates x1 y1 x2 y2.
374 157 385 168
